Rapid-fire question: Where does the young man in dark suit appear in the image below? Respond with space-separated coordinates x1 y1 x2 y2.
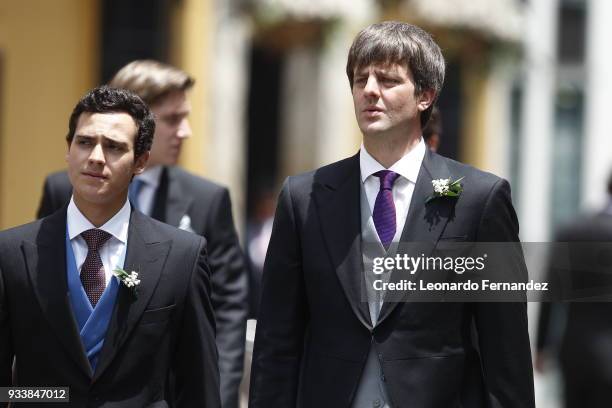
0 86 220 407
37 61 247 408
249 21 535 407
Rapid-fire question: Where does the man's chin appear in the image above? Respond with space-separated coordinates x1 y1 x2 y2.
162 157 180 167
73 187 113 205
361 125 390 138
149 156 179 167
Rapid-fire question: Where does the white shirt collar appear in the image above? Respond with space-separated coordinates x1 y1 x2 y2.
135 165 163 189
67 197 131 244
360 137 426 184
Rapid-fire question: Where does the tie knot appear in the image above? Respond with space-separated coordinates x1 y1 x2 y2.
81 229 112 251
374 170 400 191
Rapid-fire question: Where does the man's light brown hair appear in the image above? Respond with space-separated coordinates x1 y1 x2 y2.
346 21 445 128
109 60 195 106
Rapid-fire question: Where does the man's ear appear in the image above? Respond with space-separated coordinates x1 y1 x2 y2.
417 89 436 112
134 151 150 175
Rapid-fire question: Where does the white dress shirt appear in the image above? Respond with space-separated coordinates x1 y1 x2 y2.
360 138 426 242
132 165 163 216
67 197 130 286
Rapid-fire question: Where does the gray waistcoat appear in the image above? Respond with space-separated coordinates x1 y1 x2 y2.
351 184 399 408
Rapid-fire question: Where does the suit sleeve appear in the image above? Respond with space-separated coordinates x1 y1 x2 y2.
473 179 535 407
173 237 221 408
249 178 308 407
205 188 248 408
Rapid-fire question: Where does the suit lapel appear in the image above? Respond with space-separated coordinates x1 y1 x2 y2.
314 154 373 329
93 211 170 381
152 167 192 227
24 208 92 377
377 150 457 324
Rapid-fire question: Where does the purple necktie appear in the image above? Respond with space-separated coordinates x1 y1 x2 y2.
80 229 112 307
373 170 400 249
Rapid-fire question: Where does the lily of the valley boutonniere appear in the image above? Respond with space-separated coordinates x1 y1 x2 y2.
426 177 465 204
113 268 141 297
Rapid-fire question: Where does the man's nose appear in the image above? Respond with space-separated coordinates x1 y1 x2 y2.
88 143 105 164
177 118 192 139
363 75 380 97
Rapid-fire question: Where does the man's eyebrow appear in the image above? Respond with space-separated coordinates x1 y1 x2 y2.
354 66 398 76
102 136 129 146
74 134 129 147
74 134 95 139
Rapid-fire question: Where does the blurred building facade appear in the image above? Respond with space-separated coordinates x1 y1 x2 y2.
1 0 610 240
0 0 216 229
219 0 528 228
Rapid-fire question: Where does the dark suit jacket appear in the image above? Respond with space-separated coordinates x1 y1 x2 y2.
249 150 535 407
537 211 612 388
0 207 220 407
37 167 247 408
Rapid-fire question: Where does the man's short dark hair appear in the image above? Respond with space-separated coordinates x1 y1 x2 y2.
346 21 445 128
66 86 155 158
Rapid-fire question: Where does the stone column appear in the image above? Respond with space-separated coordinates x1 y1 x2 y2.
582 0 612 209
518 0 559 241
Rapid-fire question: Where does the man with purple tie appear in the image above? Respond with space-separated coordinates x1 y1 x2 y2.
249 21 534 407
0 86 220 407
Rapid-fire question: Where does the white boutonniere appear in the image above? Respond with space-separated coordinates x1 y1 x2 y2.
113 268 141 298
178 214 195 233
426 177 464 204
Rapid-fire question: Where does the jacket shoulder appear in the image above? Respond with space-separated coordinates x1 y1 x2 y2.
285 154 359 195
556 212 612 241
0 220 43 249
441 155 503 186
434 154 509 200
45 170 71 189
139 212 206 248
170 167 227 198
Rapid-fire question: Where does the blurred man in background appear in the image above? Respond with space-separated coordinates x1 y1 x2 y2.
537 173 612 408
37 61 247 408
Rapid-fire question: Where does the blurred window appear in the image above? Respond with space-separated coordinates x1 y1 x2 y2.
101 0 170 82
550 0 586 229
509 84 522 208
557 0 586 64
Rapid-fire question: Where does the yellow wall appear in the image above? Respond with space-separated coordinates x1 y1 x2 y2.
460 63 489 168
0 0 99 229
170 0 213 176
